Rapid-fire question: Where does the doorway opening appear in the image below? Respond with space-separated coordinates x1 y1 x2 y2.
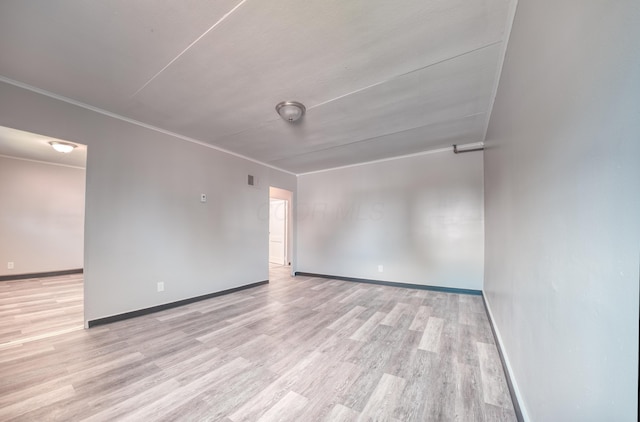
0 125 87 344
269 198 287 266
269 187 293 276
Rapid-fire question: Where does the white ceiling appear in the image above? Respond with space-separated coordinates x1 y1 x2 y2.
0 0 515 174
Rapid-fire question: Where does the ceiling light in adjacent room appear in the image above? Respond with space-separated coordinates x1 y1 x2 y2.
276 101 306 123
49 141 77 153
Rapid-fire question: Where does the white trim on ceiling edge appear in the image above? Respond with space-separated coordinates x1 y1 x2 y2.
0 153 86 170
0 75 297 176
297 141 484 176
482 0 519 141
0 75 485 178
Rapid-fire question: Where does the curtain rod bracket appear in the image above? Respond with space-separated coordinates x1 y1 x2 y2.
453 144 484 154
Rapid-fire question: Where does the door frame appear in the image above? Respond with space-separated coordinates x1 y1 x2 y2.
269 198 287 265
269 186 294 273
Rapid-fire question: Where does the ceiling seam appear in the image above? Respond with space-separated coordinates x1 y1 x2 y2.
130 0 250 98
0 75 296 175
296 142 484 177
307 41 503 111
212 40 503 143
267 112 487 163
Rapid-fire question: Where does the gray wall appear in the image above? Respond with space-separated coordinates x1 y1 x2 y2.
0 81 296 323
484 0 640 420
0 156 85 276
298 150 484 290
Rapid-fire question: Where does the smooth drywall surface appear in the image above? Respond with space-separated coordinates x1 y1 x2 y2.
484 0 640 420
0 81 296 323
0 156 85 276
298 150 484 290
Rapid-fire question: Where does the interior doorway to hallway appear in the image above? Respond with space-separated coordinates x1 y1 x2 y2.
268 187 293 273
269 198 287 265
0 125 87 343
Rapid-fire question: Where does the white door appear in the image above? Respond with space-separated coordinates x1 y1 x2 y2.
269 199 287 265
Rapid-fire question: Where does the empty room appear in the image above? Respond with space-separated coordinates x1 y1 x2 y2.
0 1 638 421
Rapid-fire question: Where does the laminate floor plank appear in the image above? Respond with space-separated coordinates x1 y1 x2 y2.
297 361 363 421
227 351 325 422
80 379 182 422
455 361 486 422
326 403 361 421
408 305 432 331
293 356 360 399
384 329 422 379
359 372 406 421
392 350 436 422
255 390 309 422
327 305 367 330
120 357 253 422
477 341 514 409
160 346 227 383
0 361 69 395
272 309 338 345
426 320 461 419
153 397 214 422
380 302 410 327
17 366 168 422
0 266 516 421
349 311 387 342
0 384 75 421
70 359 162 398
338 368 385 412
199 363 280 420
228 333 296 368
418 316 445 352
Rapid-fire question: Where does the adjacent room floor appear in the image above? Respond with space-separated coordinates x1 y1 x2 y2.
0 266 516 421
0 273 84 348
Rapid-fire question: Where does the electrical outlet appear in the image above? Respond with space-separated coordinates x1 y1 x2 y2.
200 194 207 203
378 265 383 273
7 261 14 270
157 282 164 292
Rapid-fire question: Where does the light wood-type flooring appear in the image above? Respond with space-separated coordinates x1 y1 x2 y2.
0 266 516 421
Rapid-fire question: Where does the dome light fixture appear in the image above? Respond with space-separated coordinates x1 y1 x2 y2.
49 141 77 153
276 101 306 123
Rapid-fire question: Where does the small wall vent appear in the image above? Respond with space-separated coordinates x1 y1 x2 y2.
248 175 255 186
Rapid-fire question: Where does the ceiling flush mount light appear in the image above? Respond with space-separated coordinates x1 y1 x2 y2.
49 141 77 153
276 101 306 123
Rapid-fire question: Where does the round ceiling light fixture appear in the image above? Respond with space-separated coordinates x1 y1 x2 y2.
49 141 77 154
276 101 306 123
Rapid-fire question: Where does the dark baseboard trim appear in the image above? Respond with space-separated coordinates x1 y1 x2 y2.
0 268 83 282
87 280 268 328
481 295 524 422
294 272 482 296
